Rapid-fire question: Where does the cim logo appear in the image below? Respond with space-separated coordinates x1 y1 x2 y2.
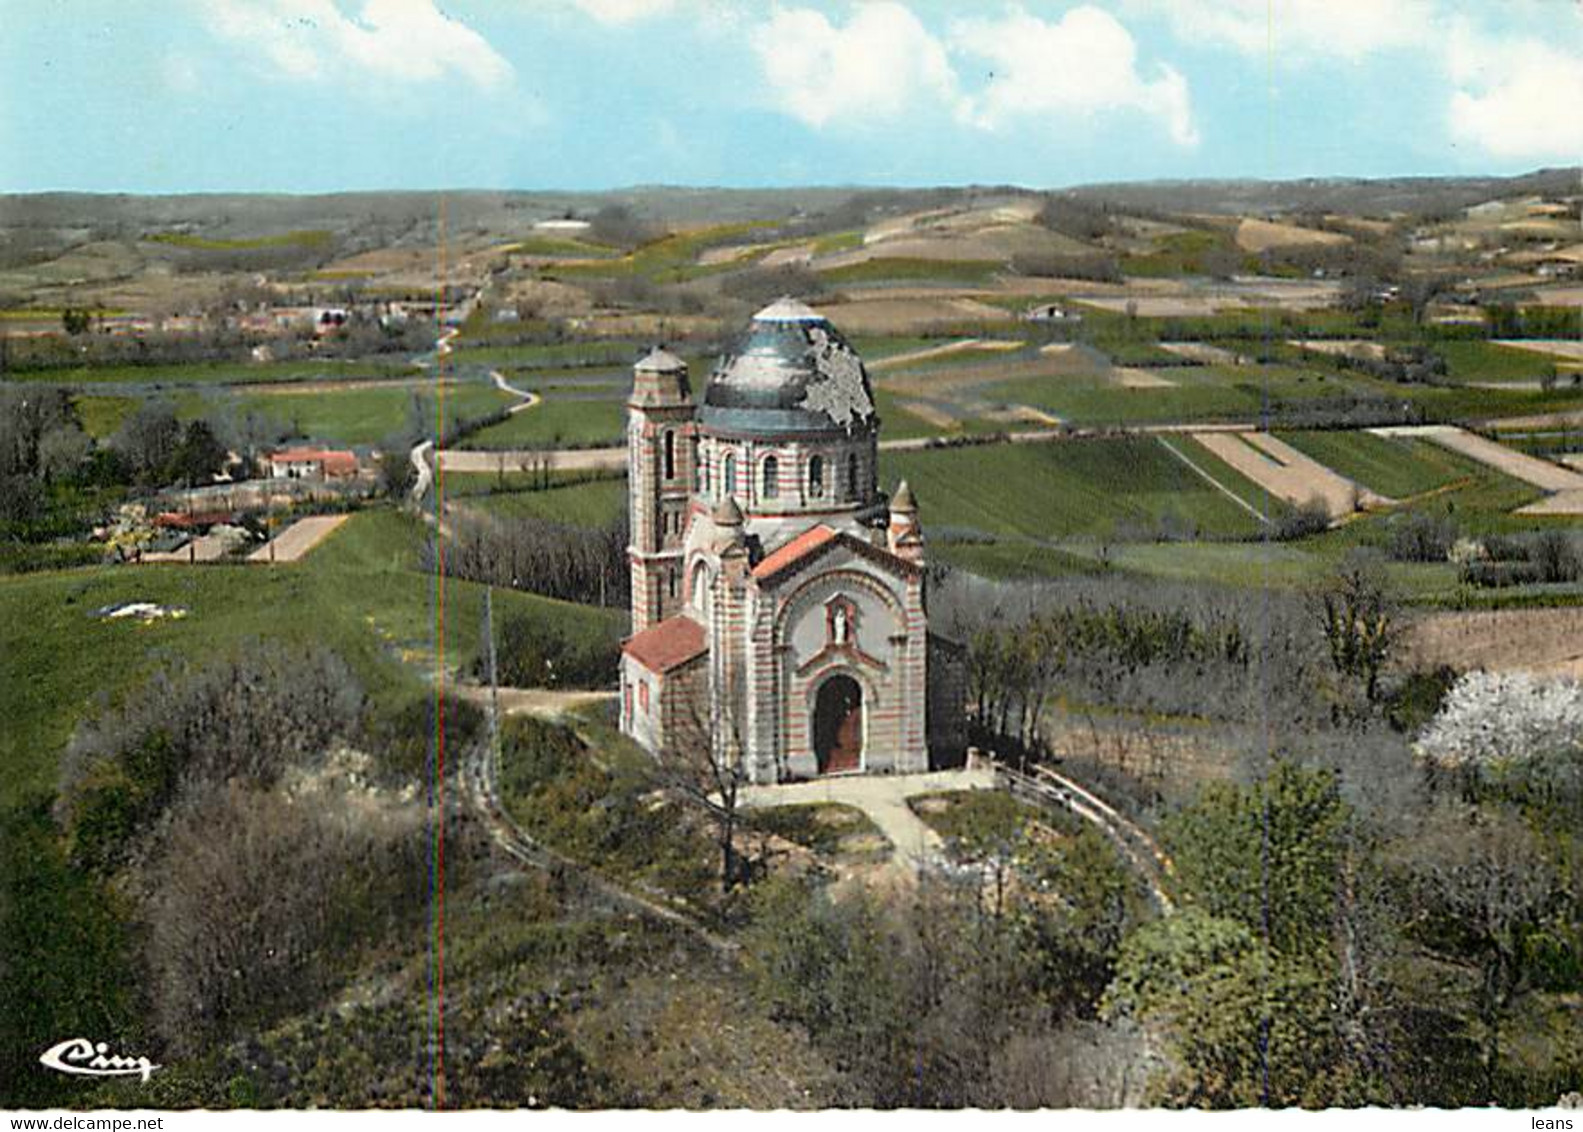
39 1038 159 1083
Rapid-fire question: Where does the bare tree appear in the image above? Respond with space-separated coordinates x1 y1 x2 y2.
1312 553 1400 705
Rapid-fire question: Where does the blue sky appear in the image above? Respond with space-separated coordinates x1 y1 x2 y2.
2 0 1579 193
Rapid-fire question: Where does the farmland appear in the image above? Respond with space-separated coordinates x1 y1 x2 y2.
880 436 1265 542
1274 430 1484 499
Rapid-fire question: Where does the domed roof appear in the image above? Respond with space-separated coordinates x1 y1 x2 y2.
700 299 877 436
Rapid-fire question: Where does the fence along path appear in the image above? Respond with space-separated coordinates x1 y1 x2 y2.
465 589 735 954
992 758 1176 914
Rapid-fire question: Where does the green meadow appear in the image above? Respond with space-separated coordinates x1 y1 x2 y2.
0 509 625 810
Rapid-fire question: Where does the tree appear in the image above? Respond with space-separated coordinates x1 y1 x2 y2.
1105 909 1352 1108
1400 807 1565 1104
35 422 90 482
1312 554 1400 705
376 445 416 499
1165 761 1351 959
1416 671 1583 773
168 418 228 485
61 307 91 335
110 401 182 485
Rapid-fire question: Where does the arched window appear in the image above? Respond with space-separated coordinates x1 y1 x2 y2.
808 454 825 498
762 455 779 499
663 430 675 480
846 452 860 501
691 563 711 616
722 453 736 498
692 437 703 491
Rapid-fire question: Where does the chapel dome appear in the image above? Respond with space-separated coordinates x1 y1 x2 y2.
700 298 877 436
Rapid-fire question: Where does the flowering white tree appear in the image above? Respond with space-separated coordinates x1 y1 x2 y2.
1417 670 1583 768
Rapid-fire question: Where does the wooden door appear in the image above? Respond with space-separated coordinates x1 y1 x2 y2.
815 676 863 774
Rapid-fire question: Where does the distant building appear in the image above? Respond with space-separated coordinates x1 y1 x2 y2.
533 218 591 232
314 308 351 335
618 300 965 783
267 447 359 480
1023 303 1083 324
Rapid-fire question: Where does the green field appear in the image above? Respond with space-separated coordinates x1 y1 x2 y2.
448 340 644 368
1437 340 1561 383
1274 430 1484 498
0 509 625 809
81 380 511 445
8 358 422 386
817 257 1004 285
987 364 1363 428
457 396 625 450
72 394 138 438
880 436 1265 542
463 478 626 526
145 228 333 251
187 381 516 446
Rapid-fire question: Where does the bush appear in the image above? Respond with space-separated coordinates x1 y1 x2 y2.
1389 512 1457 562
1530 529 1582 583
56 642 365 872
480 610 621 689
1460 560 1543 588
1271 498 1332 540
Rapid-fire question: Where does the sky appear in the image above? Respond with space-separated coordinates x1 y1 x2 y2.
1 0 1580 194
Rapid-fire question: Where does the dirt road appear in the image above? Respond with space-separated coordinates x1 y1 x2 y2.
248 514 350 562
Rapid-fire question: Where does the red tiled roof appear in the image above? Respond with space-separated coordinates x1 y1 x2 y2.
623 616 707 674
271 448 359 476
751 524 839 580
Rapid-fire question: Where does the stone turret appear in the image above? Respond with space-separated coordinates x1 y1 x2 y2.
886 479 923 563
627 347 697 632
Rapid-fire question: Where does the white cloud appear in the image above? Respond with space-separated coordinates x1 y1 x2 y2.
1445 19 1583 161
750 2 962 128
1142 0 1435 62
572 0 677 24
203 0 512 90
952 6 1198 147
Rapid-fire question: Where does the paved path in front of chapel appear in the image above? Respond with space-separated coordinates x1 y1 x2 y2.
739 767 999 874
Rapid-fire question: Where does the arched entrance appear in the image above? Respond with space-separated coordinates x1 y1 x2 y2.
813 675 863 774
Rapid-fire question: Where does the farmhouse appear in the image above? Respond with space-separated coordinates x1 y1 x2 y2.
267 447 359 480
619 299 963 783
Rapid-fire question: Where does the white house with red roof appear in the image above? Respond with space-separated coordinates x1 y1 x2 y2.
267 446 360 480
619 300 961 783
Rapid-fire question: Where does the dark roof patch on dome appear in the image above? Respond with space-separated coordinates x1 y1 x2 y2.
700 299 876 436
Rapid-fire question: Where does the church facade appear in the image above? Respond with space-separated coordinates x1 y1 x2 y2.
618 299 959 784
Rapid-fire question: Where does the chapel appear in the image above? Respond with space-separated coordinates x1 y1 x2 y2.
618 299 963 782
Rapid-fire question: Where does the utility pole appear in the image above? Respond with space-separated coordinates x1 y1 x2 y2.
483 586 500 765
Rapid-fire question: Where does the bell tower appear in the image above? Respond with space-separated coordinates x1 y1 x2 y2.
627 348 695 633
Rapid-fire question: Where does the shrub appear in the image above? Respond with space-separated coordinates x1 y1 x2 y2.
1271 497 1332 541
56 642 364 871
1389 512 1457 562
